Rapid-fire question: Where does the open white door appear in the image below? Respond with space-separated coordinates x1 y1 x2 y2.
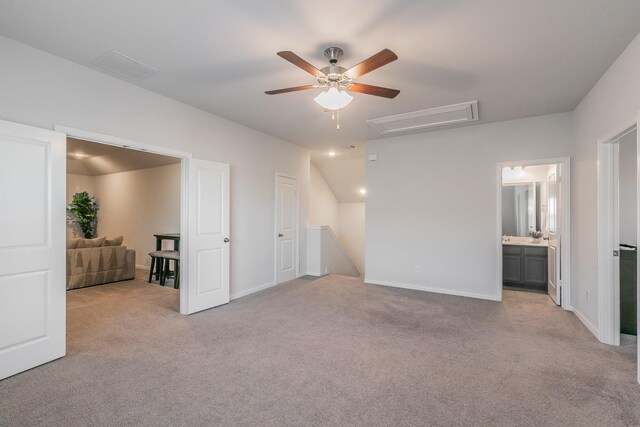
275 174 298 284
0 119 66 379
547 165 561 305
184 158 230 314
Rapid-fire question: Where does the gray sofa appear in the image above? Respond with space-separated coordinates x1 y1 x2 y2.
66 237 136 290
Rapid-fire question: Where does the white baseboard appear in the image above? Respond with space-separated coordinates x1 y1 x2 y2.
230 281 276 300
136 264 150 271
304 271 326 277
573 308 599 340
364 278 500 301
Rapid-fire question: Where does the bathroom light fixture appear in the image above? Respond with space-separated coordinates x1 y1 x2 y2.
359 188 367 195
313 87 353 111
328 151 336 157
71 152 88 158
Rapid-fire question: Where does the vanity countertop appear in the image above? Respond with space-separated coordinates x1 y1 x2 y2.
502 240 548 247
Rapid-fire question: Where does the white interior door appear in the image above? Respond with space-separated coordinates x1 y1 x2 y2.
185 159 230 314
0 119 66 379
275 175 298 284
547 166 561 305
548 244 560 305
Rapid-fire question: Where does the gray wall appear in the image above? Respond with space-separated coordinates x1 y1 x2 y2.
0 35 310 299
572 31 640 327
365 113 571 300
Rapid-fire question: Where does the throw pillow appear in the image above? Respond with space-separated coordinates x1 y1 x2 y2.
67 238 80 249
102 236 124 247
76 236 106 248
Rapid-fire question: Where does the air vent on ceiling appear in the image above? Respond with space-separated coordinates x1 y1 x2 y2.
92 51 158 81
367 100 478 135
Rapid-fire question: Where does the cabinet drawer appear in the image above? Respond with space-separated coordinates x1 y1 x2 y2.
524 246 547 257
502 246 522 255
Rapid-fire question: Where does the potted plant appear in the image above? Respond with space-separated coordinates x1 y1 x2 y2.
67 191 100 238
528 230 543 243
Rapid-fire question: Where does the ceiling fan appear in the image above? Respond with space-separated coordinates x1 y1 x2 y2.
265 47 400 113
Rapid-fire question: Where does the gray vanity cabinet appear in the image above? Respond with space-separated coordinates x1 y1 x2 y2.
503 246 522 282
503 245 548 289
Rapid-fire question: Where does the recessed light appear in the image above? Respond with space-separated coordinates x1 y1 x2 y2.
359 188 367 195
71 152 88 158
328 151 336 157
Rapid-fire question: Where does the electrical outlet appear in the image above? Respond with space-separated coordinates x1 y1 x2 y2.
414 264 421 273
440 267 445 277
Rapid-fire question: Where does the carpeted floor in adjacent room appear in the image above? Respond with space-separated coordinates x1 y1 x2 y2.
1 270 639 426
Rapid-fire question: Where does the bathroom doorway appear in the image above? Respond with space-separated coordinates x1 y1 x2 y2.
497 158 571 309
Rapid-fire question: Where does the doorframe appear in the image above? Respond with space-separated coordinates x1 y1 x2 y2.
53 125 193 314
274 172 300 284
596 117 638 347
496 157 572 309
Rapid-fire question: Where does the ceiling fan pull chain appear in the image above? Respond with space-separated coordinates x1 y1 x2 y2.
337 109 340 130
332 111 335 120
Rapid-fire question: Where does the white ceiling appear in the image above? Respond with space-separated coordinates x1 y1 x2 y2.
1 1 639 153
67 138 180 176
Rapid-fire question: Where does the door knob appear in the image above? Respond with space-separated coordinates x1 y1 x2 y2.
278 233 284 237
224 238 230 243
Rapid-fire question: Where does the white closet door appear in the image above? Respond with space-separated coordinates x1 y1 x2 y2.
275 174 298 284
184 158 230 314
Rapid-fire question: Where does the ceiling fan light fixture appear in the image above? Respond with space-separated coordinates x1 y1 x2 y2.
314 87 353 111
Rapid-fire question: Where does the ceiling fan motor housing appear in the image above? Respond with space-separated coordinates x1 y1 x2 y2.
323 46 343 64
320 46 349 86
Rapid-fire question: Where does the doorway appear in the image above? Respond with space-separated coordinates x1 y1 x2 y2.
497 158 571 309
597 124 639 348
617 130 638 346
66 137 182 292
57 126 232 314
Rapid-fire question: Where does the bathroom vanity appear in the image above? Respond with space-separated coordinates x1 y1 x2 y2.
502 240 548 291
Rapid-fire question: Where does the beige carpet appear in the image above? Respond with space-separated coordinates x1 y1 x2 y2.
1 271 639 426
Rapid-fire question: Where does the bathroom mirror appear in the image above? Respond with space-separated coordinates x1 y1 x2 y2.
502 182 542 236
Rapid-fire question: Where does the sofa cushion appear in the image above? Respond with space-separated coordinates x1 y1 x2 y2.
102 235 123 247
77 236 106 248
67 238 80 249
67 245 127 276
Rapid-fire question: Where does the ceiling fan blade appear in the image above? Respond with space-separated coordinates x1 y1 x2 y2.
344 49 398 79
277 51 326 78
348 83 400 99
265 85 317 95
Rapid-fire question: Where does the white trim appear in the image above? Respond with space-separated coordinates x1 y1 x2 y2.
54 125 192 159
365 279 500 301
135 264 150 271
305 271 325 277
496 157 572 310
274 172 300 284
366 100 478 134
54 125 192 315
596 120 638 346
573 308 599 340
230 281 277 300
